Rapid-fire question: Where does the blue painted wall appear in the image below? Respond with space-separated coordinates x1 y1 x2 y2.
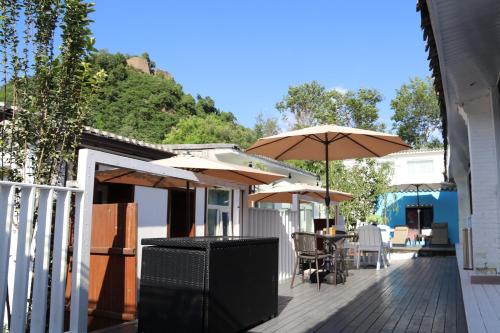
376 191 459 244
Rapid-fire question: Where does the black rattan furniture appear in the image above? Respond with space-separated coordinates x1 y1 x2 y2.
138 236 279 333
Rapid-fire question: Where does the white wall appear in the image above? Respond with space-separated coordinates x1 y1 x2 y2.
134 186 168 279
465 92 500 270
244 208 299 281
344 149 446 186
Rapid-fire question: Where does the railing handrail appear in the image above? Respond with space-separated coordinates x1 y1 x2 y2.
0 180 84 192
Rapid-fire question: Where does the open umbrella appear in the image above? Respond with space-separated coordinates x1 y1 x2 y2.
247 124 410 228
249 183 352 204
249 183 352 231
392 182 456 231
152 154 285 185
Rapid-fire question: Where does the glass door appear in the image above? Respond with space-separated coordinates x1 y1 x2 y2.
207 189 232 236
207 207 231 236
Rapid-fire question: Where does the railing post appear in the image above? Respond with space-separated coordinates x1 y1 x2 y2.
70 149 95 332
0 185 15 327
49 190 72 332
30 189 55 333
11 186 36 333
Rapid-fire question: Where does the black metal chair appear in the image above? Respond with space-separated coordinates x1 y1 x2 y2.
290 232 333 291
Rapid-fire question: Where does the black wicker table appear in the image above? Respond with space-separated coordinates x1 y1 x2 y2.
138 236 279 333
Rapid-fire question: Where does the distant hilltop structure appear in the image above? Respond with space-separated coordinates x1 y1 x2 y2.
126 56 172 79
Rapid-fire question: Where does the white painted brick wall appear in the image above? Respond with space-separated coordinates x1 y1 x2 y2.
466 93 500 270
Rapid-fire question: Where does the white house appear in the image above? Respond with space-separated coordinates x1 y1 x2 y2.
418 0 500 271
375 148 445 186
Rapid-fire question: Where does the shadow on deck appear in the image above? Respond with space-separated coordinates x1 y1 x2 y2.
251 257 467 333
98 257 466 333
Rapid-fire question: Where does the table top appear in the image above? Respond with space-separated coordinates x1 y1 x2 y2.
141 236 279 248
318 234 356 240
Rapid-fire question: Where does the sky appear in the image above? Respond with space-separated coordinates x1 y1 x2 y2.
90 0 431 130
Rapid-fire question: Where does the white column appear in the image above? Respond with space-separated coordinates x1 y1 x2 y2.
195 188 206 236
241 189 249 235
465 91 500 270
232 190 241 236
291 194 300 231
134 186 168 280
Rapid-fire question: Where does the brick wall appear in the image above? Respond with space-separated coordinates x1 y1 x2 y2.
466 92 500 270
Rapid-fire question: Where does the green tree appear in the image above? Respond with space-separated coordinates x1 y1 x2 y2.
276 81 385 130
331 159 393 229
390 76 442 148
340 88 386 131
1 0 101 184
254 112 280 138
163 114 257 148
275 81 339 128
85 50 233 143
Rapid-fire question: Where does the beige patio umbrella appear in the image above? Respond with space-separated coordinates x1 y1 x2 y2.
247 124 410 227
249 183 352 204
249 183 353 231
152 154 285 185
95 167 192 189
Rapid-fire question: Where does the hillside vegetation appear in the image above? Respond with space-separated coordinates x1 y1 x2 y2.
86 50 257 146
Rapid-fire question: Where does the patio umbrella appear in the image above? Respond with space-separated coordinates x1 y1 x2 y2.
95 167 192 189
152 154 286 185
246 124 410 228
249 183 352 231
393 182 456 231
249 183 352 204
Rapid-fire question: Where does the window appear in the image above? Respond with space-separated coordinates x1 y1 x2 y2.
208 189 229 206
256 202 274 209
407 160 434 175
406 205 433 230
207 189 231 236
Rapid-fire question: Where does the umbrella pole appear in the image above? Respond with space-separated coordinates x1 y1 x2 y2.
324 141 331 230
416 184 421 233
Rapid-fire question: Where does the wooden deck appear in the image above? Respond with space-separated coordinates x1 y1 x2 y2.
455 244 500 333
251 257 467 333
100 257 467 333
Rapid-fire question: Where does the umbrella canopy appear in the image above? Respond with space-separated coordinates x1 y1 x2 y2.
246 124 410 160
246 124 410 228
95 167 193 189
152 154 285 185
249 183 352 204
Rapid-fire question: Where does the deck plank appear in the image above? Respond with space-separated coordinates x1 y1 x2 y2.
104 257 468 333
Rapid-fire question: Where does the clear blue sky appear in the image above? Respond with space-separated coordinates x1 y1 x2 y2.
90 0 431 130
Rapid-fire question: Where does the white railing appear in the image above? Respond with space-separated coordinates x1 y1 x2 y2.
0 181 83 333
245 208 299 281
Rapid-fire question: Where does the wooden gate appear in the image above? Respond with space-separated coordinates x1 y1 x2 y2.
87 203 137 330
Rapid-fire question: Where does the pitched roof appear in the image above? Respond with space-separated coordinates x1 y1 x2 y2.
81 127 175 160
417 0 448 176
163 143 317 177
162 143 239 150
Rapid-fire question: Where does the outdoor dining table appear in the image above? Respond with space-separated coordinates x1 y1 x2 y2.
317 234 356 284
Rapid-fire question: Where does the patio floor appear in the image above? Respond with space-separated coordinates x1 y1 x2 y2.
100 257 466 333
251 256 467 333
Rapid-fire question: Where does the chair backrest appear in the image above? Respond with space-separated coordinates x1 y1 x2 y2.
421 228 432 237
392 226 409 245
292 232 317 253
378 225 391 243
431 223 449 245
358 225 382 251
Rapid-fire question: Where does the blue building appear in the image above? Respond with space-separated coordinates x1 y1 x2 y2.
368 148 459 245
377 183 459 244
